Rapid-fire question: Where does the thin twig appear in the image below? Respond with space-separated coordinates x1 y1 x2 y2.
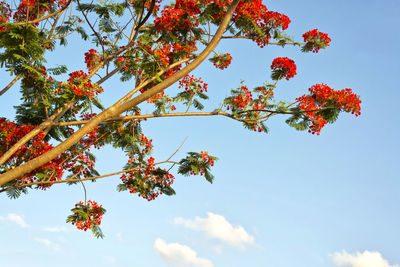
80 180 87 204
167 137 188 161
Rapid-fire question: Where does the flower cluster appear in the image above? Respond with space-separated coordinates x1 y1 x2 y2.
84 49 101 72
13 0 68 25
68 200 105 231
130 41 195 81
178 75 208 93
119 132 175 201
231 0 291 48
233 0 267 23
178 151 217 181
189 151 215 176
138 133 153 155
154 0 201 35
125 134 153 165
144 90 175 109
270 57 297 80
229 85 253 109
200 151 215 168
302 29 331 53
0 1 11 32
210 53 232 70
263 11 291 31
57 71 103 99
296 84 361 134
252 86 274 110
120 157 175 201
224 84 275 132
0 118 64 189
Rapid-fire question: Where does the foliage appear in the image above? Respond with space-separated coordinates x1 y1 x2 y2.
0 0 361 238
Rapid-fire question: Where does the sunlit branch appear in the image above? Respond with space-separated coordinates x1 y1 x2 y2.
221 35 305 46
0 102 75 167
0 75 22 96
1 0 73 27
76 0 105 55
0 160 179 193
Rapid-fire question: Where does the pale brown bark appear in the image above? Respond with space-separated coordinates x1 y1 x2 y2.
0 102 75 167
0 75 21 96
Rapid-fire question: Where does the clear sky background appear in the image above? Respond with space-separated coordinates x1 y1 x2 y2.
1 0 399 266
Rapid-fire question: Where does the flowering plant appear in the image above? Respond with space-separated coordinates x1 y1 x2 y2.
0 0 360 238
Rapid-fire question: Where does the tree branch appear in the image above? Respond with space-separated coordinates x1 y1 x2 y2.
2 0 73 27
0 160 179 193
0 102 75 167
0 75 22 96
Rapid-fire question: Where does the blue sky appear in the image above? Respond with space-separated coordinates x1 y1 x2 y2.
1 0 399 266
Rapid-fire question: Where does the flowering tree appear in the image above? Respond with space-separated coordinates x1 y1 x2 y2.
0 0 361 238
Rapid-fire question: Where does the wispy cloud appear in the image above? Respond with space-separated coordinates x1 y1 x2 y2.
115 232 123 241
103 255 117 265
174 212 254 247
43 226 68 233
0 213 30 228
154 238 213 267
332 250 400 267
34 237 61 251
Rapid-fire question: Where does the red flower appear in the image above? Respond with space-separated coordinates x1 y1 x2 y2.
179 75 208 93
0 1 11 32
270 57 297 80
303 29 331 53
71 200 105 231
84 49 101 72
296 84 361 134
210 53 232 70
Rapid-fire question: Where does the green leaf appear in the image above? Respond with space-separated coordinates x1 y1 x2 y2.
6 187 28 199
161 186 176 196
91 224 104 239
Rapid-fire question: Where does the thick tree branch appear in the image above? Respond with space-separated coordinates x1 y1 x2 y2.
0 102 75 167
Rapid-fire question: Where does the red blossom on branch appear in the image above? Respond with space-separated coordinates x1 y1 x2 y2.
67 200 105 238
57 71 103 99
271 57 297 80
303 29 332 53
84 49 101 72
179 75 208 93
210 53 232 70
0 1 11 32
296 84 361 134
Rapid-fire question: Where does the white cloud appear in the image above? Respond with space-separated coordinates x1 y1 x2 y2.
0 213 30 228
43 226 67 232
154 238 213 267
34 237 61 251
174 212 254 247
332 250 400 267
